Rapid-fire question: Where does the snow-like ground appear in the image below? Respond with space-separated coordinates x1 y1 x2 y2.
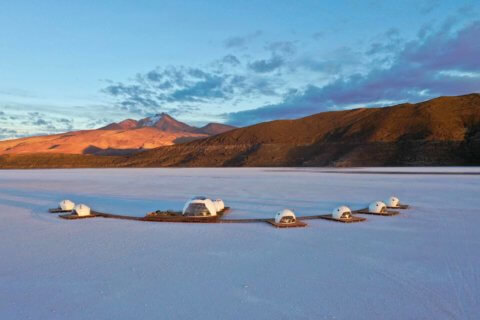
1 168 479 320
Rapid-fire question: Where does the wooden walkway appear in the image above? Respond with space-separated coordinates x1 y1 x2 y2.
54 203 409 226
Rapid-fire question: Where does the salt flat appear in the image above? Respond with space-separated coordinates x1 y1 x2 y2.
1 168 479 320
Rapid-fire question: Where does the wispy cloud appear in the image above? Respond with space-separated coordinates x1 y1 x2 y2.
223 30 262 49
21 112 74 132
248 55 284 73
311 32 324 40
0 128 19 140
103 61 283 116
0 109 77 140
104 66 245 115
219 54 241 67
419 0 440 14
265 41 297 56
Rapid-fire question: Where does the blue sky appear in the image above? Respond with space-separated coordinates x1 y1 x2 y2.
1 0 479 139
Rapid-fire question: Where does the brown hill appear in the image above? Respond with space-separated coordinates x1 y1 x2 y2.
0 113 236 156
100 119 138 130
0 127 207 156
196 123 237 135
123 93 480 167
0 94 479 168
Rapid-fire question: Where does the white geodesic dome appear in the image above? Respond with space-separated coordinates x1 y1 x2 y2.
369 201 387 213
385 196 400 207
213 199 225 212
74 204 91 217
275 209 296 224
182 197 217 217
332 205 352 219
59 199 75 211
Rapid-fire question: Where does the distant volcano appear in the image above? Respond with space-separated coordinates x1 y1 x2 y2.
101 113 235 135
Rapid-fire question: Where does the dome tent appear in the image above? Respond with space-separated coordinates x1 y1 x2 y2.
182 196 217 217
318 205 366 223
59 200 75 211
49 199 76 213
269 209 306 228
332 206 352 219
385 196 400 208
74 204 91 217
385 196 409 209
275 209 297 224
356 200 400 216
213 199 225 212
368 201 387 214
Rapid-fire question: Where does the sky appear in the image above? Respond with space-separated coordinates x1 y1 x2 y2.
1 0 479 139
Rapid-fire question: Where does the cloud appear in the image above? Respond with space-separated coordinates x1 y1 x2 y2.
104 66 244 114
220 54 241 66
0 128 19 140
33 118 48 126
0 88 36 98
419 0 440 14
248 55 284 73
266 41 297 56
57 118 72 124
56 118 74 131
168 74 230 102
312 32 324 40
296 57 343 74
366 28 403 58
86 118 113 128
457 3 478 16
223 30 262 49
246 41 296 74
225 20 480 125
17 112 75 133
103 61 283 116
298 46 364 75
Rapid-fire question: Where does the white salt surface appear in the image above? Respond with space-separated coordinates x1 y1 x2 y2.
0 168 479 319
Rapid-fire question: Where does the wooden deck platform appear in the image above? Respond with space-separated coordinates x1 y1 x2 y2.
59 213 100 220
353 208 400 216
49 208 73 213
387 204 409 209
266 219 307 228
142 215 220 223
143 207 231 223
317 214 366 223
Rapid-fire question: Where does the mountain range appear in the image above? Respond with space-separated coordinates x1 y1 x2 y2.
0 93 479 168
100 113 234 135
0 113 235 155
